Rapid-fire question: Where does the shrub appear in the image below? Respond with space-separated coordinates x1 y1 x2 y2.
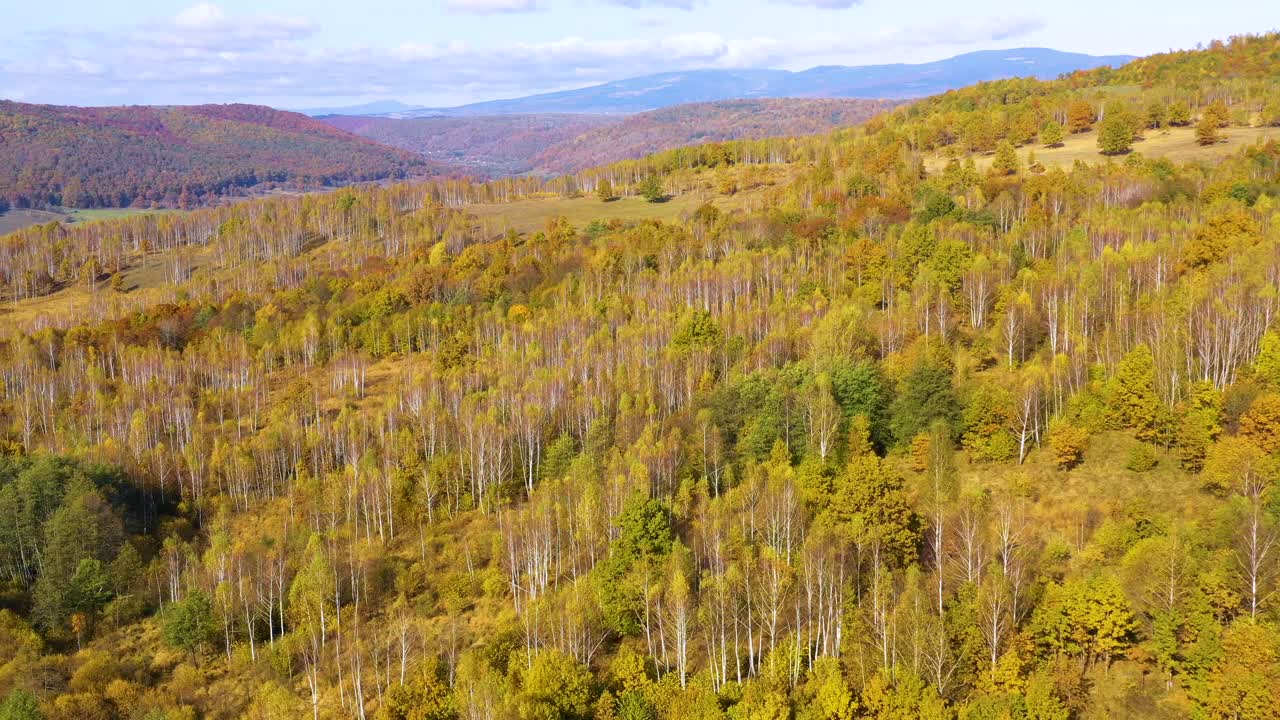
1125 445 1158 472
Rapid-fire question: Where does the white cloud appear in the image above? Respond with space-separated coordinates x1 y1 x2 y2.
445 0 545 13
603 0 709 9
137 3 317 53
773 0 863 7
173 3 228 30
0 3 1045 107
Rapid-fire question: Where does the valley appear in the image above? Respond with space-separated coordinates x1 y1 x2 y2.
321 98 900 177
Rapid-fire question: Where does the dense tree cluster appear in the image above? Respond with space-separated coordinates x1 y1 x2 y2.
0 101 438 210
1 33 1280 720
883 33 1280 159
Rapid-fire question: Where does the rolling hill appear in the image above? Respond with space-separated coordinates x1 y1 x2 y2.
0 101 443 211
530 97 902 174
353 47 1133 117
321 113 618 176
0 47 1130 217
323 98 900 177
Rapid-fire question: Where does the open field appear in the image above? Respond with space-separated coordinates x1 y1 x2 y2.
0 206 175 236
926 124 1277 173
468 193 739 234
948 430 1210 545
66 207 176 224
467 168 791 235
0 247 210 334
0 209 68 235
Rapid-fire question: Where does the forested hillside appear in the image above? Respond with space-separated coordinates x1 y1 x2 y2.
322 99 898 177
530 99 902 175
2 32 1280 720
0 102 438 211
321 114 619 176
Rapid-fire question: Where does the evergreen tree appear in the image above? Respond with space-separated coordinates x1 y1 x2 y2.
991 140 1020 175
1040 120 1065 147
1107 345 1162 441
0 690 44 720
31 484 122 633
595 494 672 635
890 365 960 445
66 558 113 648
1097 113 1135 155
830 360 892 449
162 591 218 666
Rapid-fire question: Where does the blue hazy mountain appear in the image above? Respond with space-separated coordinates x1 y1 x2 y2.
360 48 1133 118
298 100 419 117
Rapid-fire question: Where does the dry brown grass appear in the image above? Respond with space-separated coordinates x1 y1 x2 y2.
948 430 1209 558
466 165 793 235
0 249 211 336
925 125 1277 173
0 207 174 237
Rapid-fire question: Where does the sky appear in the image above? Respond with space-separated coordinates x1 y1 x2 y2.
0 0 1274 110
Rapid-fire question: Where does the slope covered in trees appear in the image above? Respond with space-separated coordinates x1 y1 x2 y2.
322 99 899 177
2 32 1280 720
0 102 440 210
530 98 902 175
321 113 618 176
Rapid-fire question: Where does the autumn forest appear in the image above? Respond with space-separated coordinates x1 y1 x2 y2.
1 31 1280 720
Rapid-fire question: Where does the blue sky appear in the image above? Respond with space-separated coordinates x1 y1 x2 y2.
1 1 1273 108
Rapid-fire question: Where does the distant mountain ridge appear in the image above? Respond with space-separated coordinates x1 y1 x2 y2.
297 100 419 117
0 47 1134 213
306 47 1134 117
